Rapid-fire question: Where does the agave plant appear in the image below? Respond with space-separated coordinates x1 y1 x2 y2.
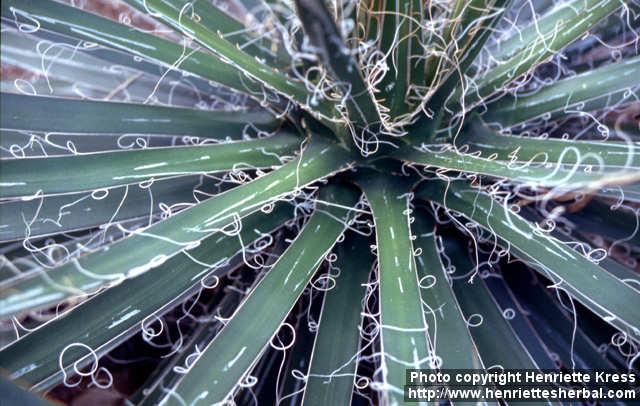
0 0 639 404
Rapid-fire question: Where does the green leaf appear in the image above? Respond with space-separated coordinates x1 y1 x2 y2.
444 235 541 369
123 0 289 67
1 78 84 100
0 93 278 137
412 210 484 369
489 0 604 63
456 117 640 170
394 144 640 190
0 130 195 157
131 283 249 405
293 0 381 127
0 176 206 242
0 0 266 103
466 0 622 106
1 29 133 94
0 29 204 107
416 179 640 341
375 0 421 116
504 267 619 370
12 26 249 106
424 0 506 89
482 57 640 126
170 184 359 404
359 176 429 404
409 0 512 141
0 137 354 317
481 270 558 369
563 199 640 247
132 237 287 405
0 204 292 390
139 0 336 119
276 293 317 401
0 132 299 197
521 202 640 331
521 204 640 292
302 234 372 406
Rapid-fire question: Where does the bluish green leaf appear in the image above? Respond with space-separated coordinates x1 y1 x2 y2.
482 57 640 126
456 117 640 170
444 236 542 369
169 184 359 404
412 210 484 369
302 234 372 405
123 0 289 67
0 137 354 316
0 132 299 197
1 93 278 137
0 176 208 242
395 144 640 190
466 0 622 106
359 176 430 404
0 0 267 104
0 205 292 390
139 0 336 119
416 179 640 341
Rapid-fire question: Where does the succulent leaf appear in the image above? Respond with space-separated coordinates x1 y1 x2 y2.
0 0 638 403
